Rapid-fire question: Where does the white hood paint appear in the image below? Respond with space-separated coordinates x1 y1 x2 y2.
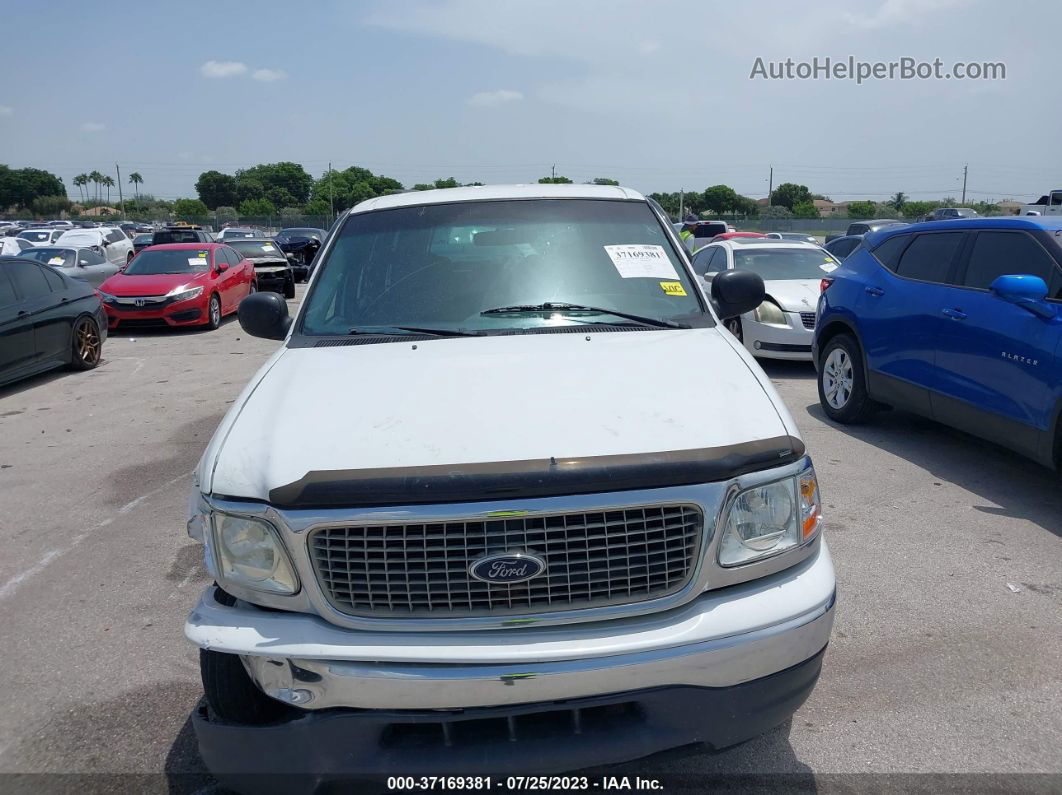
763 279 820 313
202 329 795 500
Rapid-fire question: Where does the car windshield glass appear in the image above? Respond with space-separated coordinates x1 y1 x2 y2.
277 228 321 241
133 234 153 245
19 230 53 242
124 249 211 275
301 199 703 335
57 233 100 246
21 247 76 268
733 248 841 280
230 240 282 257
223 230 258 239
154 230 200 244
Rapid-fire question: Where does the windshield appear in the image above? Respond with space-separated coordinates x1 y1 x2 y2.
133 234 153 245
154 229 201 244
230 240 283 258
222 229 259 239
733 248 841 280
18 230 54 242
124 248 212 275
277 228 322 241
301 199 702 335
22 247 76 268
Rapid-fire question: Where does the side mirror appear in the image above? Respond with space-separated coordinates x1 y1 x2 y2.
239 291 292 340
990 274 1054 318
216 262 229 272
711 269 765 320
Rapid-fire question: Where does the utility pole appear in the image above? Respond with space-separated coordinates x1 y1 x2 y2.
767 166 774 207
115 163 125 217
551 164 556 180
328 161 335 219
961 164 968 204
679 189 684 220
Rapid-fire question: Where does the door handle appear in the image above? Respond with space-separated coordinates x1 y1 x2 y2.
864 286 885 297
942 308 967 320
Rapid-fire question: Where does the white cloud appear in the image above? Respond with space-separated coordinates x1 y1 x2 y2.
80 122 106 132
251 68 288 82
844 0 970 29
0 105 12 115
200 60 248 78
466 89 524 107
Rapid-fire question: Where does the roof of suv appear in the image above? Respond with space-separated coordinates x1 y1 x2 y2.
865 216 1062 249
353 183 646 213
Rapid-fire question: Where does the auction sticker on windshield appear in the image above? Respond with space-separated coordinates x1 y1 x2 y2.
604 244 679 280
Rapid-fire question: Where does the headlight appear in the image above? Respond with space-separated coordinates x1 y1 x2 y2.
752 299 787 326
167 285 203 302
213 513 299 594
719 464 821 566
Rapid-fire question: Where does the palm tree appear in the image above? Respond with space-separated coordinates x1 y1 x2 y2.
887 191 908 212
73 174 88 203
128 171 143 201
88 170 104 202
102 176 115 205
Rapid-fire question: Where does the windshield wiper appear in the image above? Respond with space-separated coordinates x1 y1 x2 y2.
348 325 484 337
480 302 689 329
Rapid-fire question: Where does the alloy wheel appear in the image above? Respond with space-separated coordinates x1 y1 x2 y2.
76 319 101 365
822 348 854 409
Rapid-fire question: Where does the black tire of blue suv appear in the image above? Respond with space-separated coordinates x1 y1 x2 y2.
817 333 875 424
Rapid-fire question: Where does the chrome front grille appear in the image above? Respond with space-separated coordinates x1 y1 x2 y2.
800 312 816 330
309 505 703 617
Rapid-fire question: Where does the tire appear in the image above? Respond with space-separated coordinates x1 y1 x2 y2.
199 649 290 725
126 251 133 264
817 333 875 423
283 276 296 300
205 293 222 330
69 316 102 371
724 317 743 343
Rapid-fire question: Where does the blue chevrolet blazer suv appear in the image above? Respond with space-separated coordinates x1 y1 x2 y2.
813 217 1062 468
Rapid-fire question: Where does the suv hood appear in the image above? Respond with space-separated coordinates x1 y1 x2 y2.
205 329 801 505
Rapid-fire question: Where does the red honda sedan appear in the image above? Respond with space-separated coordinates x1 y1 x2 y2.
98 243 256 330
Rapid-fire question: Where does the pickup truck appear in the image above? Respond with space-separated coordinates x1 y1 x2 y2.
1022 190 1062 216
184 184 836 792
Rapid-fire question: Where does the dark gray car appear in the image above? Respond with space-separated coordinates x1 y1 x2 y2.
20 246 120 287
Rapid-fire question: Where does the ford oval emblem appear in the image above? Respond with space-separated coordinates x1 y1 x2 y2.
469 552 546 585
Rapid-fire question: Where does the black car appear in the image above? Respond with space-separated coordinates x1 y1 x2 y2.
823 234 864 260
226 239 296 298
926 207 981 222
825 219 905 244
0 257 107 388
275 227 326 281
152 225 213 245
132 232 154 256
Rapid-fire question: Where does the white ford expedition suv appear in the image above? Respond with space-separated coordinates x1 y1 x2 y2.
184 184 835 790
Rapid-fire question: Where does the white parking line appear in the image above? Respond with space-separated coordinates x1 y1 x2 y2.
0 472 189 601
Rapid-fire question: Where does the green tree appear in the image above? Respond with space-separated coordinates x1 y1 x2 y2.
412 183 433 191
174 198 209 219
702 184 740 215
792 201 820 219
215 206 239 226
128 171 143 201
0 166 67 208
538 175 573 184
887 191 908 212
590 178 619 185
302 198 332 217
760 205 792 219
238 197 276 216
31 195 73 216
771 183 812 211
73 173 88 203
734 195 759 216
101 175 115 205
846 200 877 219
266 186 297 209
196 171 238 210
900 200 938 219
88 170 104 201
236 176 265 204
236 162 313 205
433 177 460 189
309 165 403 209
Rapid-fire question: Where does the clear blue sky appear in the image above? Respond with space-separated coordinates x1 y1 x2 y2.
0 0 1057 204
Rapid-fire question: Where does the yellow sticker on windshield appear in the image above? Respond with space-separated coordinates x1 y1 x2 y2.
660 281 687 296
196 251 208 258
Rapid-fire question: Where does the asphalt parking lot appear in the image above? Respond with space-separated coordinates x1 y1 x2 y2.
0 283 1060 792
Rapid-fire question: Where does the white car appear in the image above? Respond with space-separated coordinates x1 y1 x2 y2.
692 239 841 361
54 226 134 266
16 228 65 247
0 237 34 256
182 184 835 783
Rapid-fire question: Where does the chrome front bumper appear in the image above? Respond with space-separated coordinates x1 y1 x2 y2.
186 542 835 711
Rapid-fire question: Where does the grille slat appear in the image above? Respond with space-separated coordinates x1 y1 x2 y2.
310 505 703 618
800 312 816 330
